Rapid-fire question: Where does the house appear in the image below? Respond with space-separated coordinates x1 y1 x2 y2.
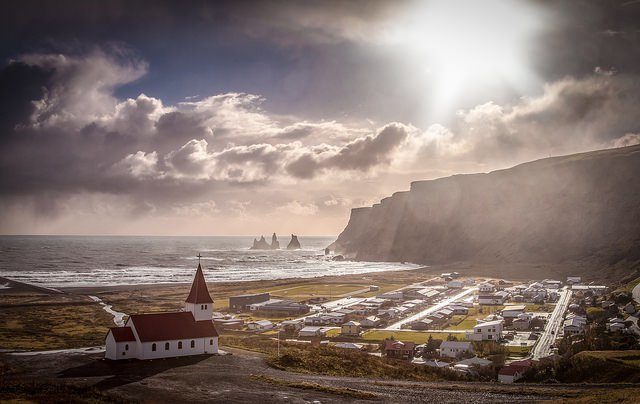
441 272 460 279
466 320 503 341
447 280 464 289
384 340 416 360
563 315 587 336
105 263 218 360
341 321 361 336
571 285 608 296
360 316 382 328
298 326 327 338
247 320 273 332
566 276 582 285
438 308 454 318
369 285 380 292
280 319 304 332
420 359 450 368
409 318 433 330
229 293 270 311
478 291 510 305
502 305 526 318
478 283 495 293
606 321 626 332
498 359 534 383
512 317 531 331
451 305 469 315
213 318 244 330
439 341 474 358
457 356 492 368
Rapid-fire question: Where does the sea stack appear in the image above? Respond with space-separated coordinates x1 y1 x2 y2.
271 233 280 249
287 234 301 250
251 235 271 250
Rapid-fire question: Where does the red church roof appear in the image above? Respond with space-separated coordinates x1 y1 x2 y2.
129 311 218 342
108 326 136 342
185 263 213 304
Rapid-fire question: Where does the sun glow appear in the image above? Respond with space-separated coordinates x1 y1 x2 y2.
382 0 547 121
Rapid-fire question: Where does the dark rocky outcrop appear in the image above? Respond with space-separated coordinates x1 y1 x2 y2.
331 145 640 279
271 233 280 249
286 234 301 250
251 233 280 250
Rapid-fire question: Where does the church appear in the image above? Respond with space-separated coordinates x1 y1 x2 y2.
105 262 219 360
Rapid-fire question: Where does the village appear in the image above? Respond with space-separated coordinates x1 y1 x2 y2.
108 264 639 385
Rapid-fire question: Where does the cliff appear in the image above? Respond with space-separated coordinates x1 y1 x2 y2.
287 234 301 250
332 145 640 278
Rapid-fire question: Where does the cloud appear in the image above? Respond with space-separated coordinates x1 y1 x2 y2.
2 48 640 234
277 200 319 216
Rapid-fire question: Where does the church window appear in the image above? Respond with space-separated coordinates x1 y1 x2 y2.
201 304 204 310
210 339 213 345
125 344 129 351
165 342 170 350
122 351 125 356
191 340 195 348
178 341 183 349
205 304 208 309
152 343 156 351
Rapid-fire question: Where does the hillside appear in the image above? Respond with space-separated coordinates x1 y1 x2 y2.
332 145 640 280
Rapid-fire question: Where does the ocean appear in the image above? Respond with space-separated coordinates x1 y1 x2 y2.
0 235 419 287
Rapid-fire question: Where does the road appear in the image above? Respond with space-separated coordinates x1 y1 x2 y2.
531 287 572 360
385 287 478 330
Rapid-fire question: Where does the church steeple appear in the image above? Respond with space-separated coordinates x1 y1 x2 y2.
184 256 213 321
185 262 213 304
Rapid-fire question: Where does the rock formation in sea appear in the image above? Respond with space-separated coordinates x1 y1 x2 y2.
271 233 280 249
286 234 301 250
250 233 281 249
331 145 640 279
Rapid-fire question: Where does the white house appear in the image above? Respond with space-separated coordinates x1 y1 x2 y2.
447 280 464 289
466 319 503 341
247 320 274 332
105 263 219 360
439 341 474 358
478 283 495 293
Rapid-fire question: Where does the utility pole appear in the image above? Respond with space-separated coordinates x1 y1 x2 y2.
277 329 281 357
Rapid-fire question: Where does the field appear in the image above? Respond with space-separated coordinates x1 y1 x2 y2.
361 330 459 343
577 350 640 368
444 306 503 331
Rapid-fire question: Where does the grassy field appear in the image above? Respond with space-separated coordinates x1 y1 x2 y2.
443 306 503 331
0 296 114 350
617 276 640 293
524 303 555 313
361 330 459 343
577 350 640 368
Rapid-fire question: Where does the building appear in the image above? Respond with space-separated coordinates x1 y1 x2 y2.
334 342 363 350
360 316 382 328
457 356 492 368
563 315 587 336
377 291 403 300
280 319 304 332
408 318 433 330
298 326 327 338
512 318 531 331
105 263 219 360
498 359 534 383
478 283 495 293
247 320 274 332
229 292 270 311
341 321 361 336
451 305 469 315
466 320 503 341
249 299 310 315
384 340 416 360
542 279 562 289
478 291 509 305
439 341 474 358
502 305 527 319
447 280 464 289
566 276 582 285
571 285 608 296
624 303 637 315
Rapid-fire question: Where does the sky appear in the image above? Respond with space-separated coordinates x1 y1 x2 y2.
1 0 640 236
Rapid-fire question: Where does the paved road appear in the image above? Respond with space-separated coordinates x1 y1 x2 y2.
531 287 572 360
385 287 478 330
